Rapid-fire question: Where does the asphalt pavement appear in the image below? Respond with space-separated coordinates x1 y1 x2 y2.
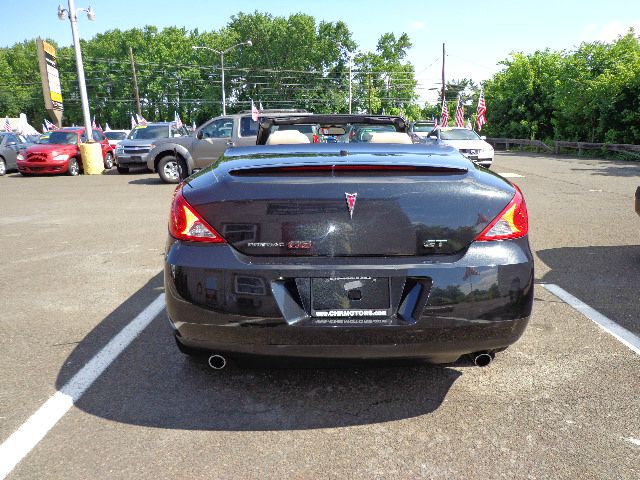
0 154 639 479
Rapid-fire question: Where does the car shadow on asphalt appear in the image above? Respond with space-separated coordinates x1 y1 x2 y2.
537 245 640 335
570 163 640 177
128 177 165 185
56 272 462 431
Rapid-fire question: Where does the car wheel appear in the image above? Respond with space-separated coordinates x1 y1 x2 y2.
0 158 6 176
116 166 129 174
67 157 80 176
104 152 114 169
158 155 181 184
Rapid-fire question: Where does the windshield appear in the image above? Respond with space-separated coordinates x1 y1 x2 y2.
104 131 128 140
48 131 79 145
438 129 481 141
127 125 169 140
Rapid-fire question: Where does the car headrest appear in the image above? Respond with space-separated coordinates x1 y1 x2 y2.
368 132 413 144
266 130 311 145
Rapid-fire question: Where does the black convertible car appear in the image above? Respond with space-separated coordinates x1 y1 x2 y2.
164 115 534 369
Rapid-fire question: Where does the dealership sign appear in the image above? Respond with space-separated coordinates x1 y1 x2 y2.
36 39 63 125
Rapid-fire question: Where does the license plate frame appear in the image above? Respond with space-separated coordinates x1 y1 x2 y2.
310 277 391 318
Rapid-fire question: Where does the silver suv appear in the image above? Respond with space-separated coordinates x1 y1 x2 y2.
147 110 310 183
115 122 189 174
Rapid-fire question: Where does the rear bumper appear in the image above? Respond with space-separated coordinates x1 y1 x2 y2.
165 237 534 362
17 160 69 174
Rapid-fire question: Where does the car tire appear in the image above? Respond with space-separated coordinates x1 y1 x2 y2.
104 152 114 169
157 155 182 184
67 157 80 176
0 158 6 176
116 166 129 174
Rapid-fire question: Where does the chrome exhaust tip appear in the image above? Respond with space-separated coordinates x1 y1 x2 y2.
472 352 494 367
207 354 227 370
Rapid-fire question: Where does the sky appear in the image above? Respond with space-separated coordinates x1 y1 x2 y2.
3 0 640 103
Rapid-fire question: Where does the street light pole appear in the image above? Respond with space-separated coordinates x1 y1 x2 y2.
58 0 95 137
220 50 226 115
193 41 252 116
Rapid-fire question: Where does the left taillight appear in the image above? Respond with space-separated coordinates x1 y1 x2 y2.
475 185 528 241
169 186 225 243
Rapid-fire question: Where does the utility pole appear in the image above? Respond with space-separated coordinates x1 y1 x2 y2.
441 43 446 103
129 46 141 116
368 73 372 114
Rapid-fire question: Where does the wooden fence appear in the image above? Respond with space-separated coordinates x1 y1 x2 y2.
486 138 552 152
486 138 640 156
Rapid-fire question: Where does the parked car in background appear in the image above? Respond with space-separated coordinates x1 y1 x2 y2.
115 122 188 174
0 132 32 175
17 127 114 176
428 127 494 168
146 110 310 183
409 120 436 139
165 114 533 368
104 129 130 149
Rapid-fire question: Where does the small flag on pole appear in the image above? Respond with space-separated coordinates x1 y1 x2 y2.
476 90 487 131
135 113 147 126
259 102 264 112
3 117 12 132
192 120 197 132
105 122 111 131
455 94 464 127
251 99 260 122
174 111 183 130
44 119 57 131
91 116 97 130
440 97 449 127
131 115 137 129
42 123 48 133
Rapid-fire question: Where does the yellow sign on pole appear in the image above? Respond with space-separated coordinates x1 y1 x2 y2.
36 39 64 126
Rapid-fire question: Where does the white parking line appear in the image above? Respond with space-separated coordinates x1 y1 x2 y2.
541 284 640 355
0 294 166 479
497 172 524 178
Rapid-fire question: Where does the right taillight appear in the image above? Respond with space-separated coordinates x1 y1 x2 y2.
169 186 225 243
475 186 528 241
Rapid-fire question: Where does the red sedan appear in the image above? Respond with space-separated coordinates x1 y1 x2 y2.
17 127 114 176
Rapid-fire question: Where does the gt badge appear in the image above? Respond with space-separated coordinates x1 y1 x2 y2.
345 193 357 219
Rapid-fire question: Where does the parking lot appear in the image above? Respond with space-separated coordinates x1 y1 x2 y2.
1 152 639 479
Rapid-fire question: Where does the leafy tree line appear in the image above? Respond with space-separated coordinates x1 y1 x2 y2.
0 11 421 129
481 31 640 144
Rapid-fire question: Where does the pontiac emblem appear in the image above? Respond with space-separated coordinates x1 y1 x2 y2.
345 193 357 219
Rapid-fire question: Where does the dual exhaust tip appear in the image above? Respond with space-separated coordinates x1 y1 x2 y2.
206 352 494 369
207 354 226 370
472 351 495 367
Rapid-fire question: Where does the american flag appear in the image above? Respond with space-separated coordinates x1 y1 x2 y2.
174 111 183 130
476 90 487 131
131 115 137 129
455 94 464 127
91 116 97 129
259 101 264 112
44 118 57 131
3 117 11 132
251 99 260 122
440 97 449 127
